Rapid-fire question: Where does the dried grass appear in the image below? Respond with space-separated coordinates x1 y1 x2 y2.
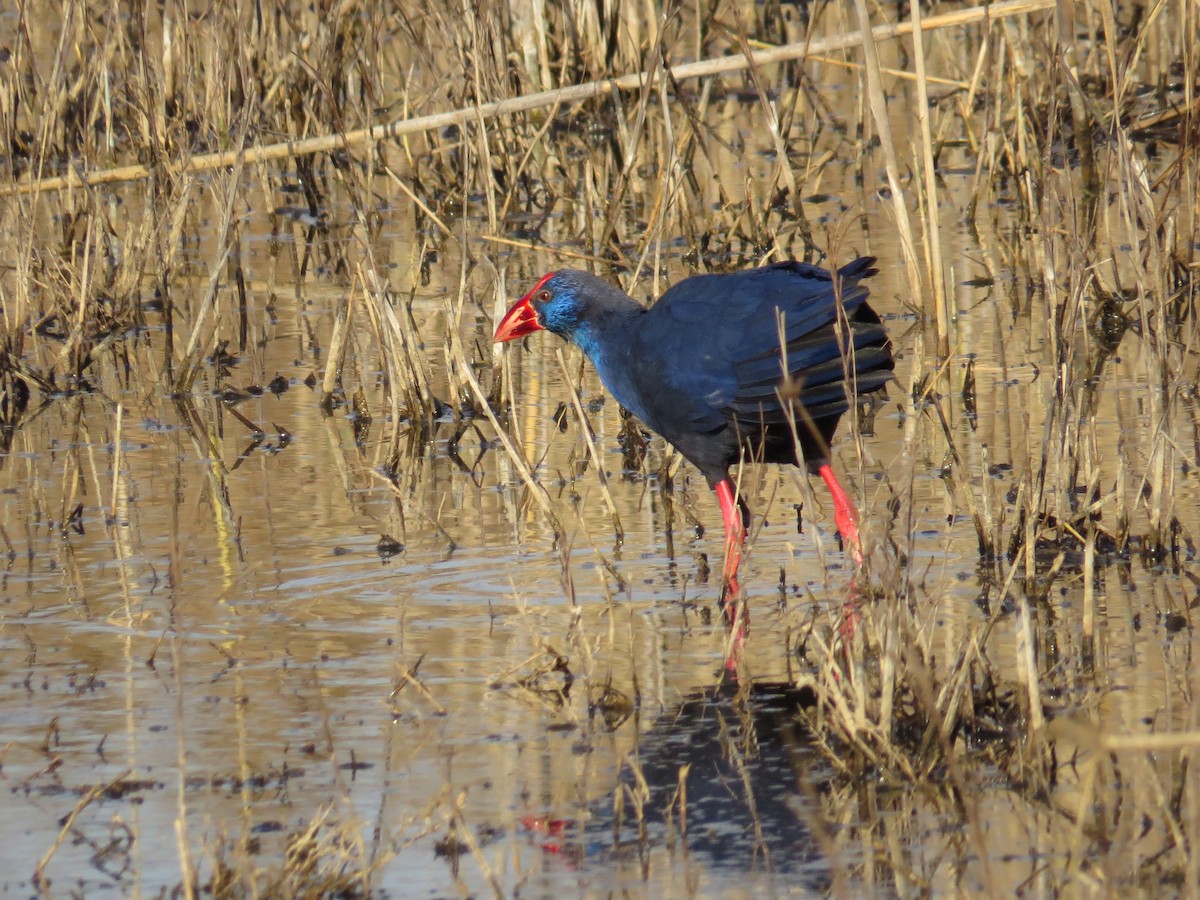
1 0 1198 894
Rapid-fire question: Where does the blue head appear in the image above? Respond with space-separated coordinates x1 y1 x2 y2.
493 270 640 358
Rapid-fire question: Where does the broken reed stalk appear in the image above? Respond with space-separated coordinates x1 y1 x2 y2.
3 0 1058 197
108 400 124 522
34 768 134 887
1010 544 1046 737
322 287 354 407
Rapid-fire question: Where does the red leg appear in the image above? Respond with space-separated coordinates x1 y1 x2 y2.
713 479 749 672
817 463 862 565
714 479 745 600
817 463 864 645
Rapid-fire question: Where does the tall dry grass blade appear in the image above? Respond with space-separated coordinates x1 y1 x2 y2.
851 0 925 335
730 29 804 227
321 289 353 409
1011 548 1046 739
174 165 244 393
909 0 950 358
3 0 1058 195
1055 0 1098 196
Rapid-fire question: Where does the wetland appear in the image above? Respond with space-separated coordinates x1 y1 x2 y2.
1 0 1198 896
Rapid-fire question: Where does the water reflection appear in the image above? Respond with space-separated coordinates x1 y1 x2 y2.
523 681 831 888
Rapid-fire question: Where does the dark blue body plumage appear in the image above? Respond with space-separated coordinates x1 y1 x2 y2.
523 258 893 487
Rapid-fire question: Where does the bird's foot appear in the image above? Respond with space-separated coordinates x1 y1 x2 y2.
720 594 748 675
521 815 582 863
836 515 863 568
718 573 750 627
838 601 861 643
818 463 863 566
833 573 865 657
718 569 749 674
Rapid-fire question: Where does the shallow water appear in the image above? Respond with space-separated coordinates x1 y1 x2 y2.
4 37 1200 900
5 234 1197 896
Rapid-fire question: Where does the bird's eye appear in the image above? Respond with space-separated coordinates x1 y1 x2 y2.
538 290 551 302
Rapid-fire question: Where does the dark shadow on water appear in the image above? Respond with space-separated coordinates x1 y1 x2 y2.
528 680 836 886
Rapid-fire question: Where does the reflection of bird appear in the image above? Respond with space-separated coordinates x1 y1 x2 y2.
495 259 893 595
521 683 833 885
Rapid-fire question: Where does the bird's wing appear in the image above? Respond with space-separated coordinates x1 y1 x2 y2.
613 260 891 447
621 307 737 435
655 260 891 429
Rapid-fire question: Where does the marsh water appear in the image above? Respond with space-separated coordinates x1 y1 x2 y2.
4 15 1200 899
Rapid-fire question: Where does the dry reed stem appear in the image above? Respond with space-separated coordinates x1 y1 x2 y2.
33 767 133 887
746 43 970 89
321 287 353 404
1051 720 1200 753
909 0 950 359
852 0 925 349
171 634 198 900
479 234 615 265
1055 0 1098 195
447 790 504 899
173 175 241 393
2 0 1057 196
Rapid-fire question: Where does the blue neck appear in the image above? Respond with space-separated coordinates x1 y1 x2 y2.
569 317 647 421
570 321 603 361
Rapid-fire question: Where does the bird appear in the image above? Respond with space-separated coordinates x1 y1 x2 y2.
493 258 893 600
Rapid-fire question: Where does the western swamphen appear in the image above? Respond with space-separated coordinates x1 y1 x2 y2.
494 258 893 596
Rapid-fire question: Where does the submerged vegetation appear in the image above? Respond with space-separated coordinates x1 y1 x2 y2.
1 0 1198 894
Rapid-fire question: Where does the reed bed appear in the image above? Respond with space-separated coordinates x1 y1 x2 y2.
1 0 1198 894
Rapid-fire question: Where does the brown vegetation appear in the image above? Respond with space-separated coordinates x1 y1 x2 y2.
1 0 1198 895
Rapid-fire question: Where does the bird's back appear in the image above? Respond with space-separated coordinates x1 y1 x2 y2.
620 258 892 483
